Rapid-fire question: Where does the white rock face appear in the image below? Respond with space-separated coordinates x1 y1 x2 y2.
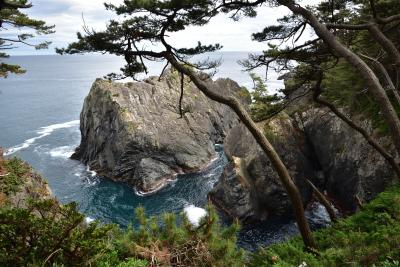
184 205 207 227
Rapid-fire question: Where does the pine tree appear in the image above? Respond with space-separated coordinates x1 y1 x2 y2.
0 0 54 77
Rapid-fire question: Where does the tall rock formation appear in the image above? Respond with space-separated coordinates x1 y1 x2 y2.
72 69 250 194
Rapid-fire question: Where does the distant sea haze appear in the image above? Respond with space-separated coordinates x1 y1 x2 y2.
0 53 294 250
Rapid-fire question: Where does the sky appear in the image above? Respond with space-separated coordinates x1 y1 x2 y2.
5 0 321 55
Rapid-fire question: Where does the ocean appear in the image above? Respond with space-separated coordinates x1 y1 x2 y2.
0 53 328 250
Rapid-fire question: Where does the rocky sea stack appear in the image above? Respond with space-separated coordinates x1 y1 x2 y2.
72 69 250 194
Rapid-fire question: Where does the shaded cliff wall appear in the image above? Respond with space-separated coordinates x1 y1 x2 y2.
210 109 396 221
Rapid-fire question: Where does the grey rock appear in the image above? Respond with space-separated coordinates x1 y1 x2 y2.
299 108 396 212
210 115 317 221
72 69 249 193
134 158 175 193
211 160 256 221
211 107 397 221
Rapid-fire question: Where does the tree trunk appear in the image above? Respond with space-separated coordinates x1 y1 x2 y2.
164 53 317 249
279 0 400 158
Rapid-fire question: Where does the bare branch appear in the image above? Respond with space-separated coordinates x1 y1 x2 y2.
179 71 184 118
376 14 400 24
158 61 169 81
360 53 400 103
325 23 369 30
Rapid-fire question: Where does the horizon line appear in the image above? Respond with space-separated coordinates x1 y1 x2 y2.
7 50 263 57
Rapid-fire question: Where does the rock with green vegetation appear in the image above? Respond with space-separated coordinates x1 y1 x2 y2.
280 70 397 212
210 115 317 221
0 150 52 208
72 69 250 194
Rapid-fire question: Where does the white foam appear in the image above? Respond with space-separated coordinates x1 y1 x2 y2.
5 120 79 156
49 146 75 158
86 166 97 177
86 178 99 186
37 120 79 135
85 217 95 224
134 176 178 196
5 136 40 155
184 205 207 227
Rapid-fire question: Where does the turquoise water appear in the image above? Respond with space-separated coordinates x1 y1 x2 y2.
0 53 327 250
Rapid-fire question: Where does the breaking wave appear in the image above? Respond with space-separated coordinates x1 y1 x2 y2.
5 120 79 156
184 205 207 227
49 146 75 158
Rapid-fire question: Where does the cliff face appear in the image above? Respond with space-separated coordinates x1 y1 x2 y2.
210 109 396 221
210 115 318 221
299 109 395 212
73 70 250 194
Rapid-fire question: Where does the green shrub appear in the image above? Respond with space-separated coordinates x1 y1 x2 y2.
116 205 245 267
0 157 30 195
0 199 117 266
0 196 244 266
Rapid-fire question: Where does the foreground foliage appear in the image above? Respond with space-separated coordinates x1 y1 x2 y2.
0 200 244 267
1 157 400 266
